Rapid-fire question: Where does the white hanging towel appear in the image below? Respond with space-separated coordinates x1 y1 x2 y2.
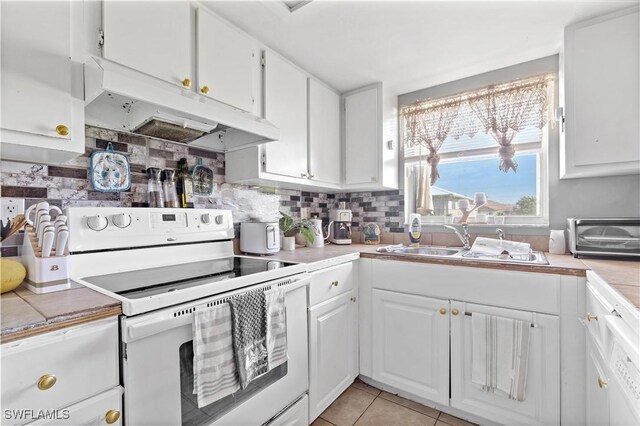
265 286 288 369
192 303 241 408
471 313 531 401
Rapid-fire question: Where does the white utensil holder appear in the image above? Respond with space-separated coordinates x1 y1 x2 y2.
21 226 71 294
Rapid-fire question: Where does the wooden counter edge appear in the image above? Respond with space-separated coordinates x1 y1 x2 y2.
359 252 588 277
1 304 122 345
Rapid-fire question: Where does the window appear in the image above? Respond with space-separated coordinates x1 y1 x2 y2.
402 75 552 226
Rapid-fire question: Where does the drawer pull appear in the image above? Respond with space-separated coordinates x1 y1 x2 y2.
451 308 460 316
37 374 57 390
201 85 210 95
105 410 121 424
597 376 608 389
55 125 69 136
351 297 357 303
331 280 339 287
439 308 447 315
586 313 599 322
182 78 192 88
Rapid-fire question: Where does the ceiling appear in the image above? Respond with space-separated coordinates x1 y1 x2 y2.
203 0 638 96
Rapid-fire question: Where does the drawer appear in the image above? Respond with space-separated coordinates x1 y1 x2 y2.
585 283 614 352
309 262 354 306
25 386 123 426
1 318 119 424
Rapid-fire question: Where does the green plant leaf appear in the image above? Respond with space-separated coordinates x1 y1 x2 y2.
300 227 315 244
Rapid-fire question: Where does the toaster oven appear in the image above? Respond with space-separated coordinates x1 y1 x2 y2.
567 218 640 258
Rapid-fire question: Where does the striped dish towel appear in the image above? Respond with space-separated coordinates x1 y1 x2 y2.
265 286 287 369
192 303 240 408
471 313 531 401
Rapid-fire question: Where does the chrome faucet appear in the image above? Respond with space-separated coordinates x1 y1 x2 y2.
496 228 505 241
443 223 471 250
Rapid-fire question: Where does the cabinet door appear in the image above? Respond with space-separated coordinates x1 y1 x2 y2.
562 7 640 178
309 292 357 421
585 338 610 426
450 301 560 425
263 51 308 178
344 86 380 185
102 1 191 87
372 289 449 405
197 8 255 113
25 387 123 425
309 79 341 185
0 1 71 139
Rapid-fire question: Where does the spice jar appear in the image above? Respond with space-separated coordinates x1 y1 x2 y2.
162 169 179 208
146 167 165 208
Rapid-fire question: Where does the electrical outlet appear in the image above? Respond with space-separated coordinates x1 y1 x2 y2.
1 198 25 221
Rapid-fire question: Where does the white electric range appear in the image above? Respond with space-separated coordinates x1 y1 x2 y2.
67 207 310 426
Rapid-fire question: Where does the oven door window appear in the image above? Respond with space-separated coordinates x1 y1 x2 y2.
179 341 288 426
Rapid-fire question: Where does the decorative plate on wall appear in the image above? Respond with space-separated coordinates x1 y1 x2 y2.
89 142 131 192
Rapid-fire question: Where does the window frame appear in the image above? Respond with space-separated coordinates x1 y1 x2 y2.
402 124 550 227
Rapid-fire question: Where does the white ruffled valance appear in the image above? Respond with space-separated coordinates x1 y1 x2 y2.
401 74 553 182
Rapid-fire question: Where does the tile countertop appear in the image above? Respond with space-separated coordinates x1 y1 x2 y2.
0 281 121 344
581 258 640 309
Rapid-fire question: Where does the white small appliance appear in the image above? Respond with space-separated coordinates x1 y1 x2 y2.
240 222 280 255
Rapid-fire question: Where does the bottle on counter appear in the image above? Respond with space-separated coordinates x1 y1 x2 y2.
176 158 194 208
146 167 165 208
409 213 422 245
162 169 179 208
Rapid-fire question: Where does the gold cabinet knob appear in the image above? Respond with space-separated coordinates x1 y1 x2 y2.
105 410 121 424
55 125 69 136
331 280 339 287
439 308 447 315
586 313 599 322
597 376 608 389
37 374 57 390
182 78 192 88
200 85 210 94
451 308 460 316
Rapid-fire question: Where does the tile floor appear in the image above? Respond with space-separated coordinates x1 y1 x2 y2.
312 379 477 426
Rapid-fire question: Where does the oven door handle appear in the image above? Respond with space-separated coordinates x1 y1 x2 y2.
125 314 193 342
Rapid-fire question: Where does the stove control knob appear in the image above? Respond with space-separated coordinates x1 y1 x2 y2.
86 215 108 231
112 213 132 229
215 215 224 225
201 213 212 224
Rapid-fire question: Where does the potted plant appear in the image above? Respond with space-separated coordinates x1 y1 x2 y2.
279 212 316 250
495 211 505 225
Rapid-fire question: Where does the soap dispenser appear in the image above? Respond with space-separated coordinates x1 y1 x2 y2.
409 213 422 245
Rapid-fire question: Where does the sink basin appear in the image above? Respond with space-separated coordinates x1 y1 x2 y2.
379 245 461 256
377 245 549 265
393 247 461 256
460 250 549 265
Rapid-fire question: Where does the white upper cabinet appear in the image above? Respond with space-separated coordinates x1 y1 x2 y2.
196 8 256 113
0 0 85 164
343 83 398 190
309 79 341 185
263 51 309 179
561 6 640 179
102 1 192 88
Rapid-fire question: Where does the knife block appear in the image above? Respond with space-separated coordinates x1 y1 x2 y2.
21 226 71 294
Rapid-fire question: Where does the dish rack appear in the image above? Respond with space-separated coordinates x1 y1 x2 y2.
21 225 71 294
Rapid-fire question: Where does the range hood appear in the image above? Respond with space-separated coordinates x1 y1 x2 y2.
84 57 279 151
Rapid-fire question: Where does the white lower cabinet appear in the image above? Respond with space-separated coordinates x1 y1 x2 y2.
1 318 120 426
308 262 358 422
585 336 610 426
371 289 449 405
450 301 560 426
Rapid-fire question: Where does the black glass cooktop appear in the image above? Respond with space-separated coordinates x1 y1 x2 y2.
82 257 297 300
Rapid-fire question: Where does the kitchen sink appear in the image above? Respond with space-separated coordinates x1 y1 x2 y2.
376 245 549 265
